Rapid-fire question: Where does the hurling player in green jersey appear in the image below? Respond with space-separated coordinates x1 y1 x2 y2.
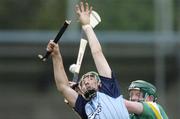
126 80 168 119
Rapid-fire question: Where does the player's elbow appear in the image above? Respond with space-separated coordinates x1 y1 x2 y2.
56 85 62 93
56 84 66 93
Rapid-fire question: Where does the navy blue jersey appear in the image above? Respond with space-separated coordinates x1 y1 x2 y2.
73 72 123 119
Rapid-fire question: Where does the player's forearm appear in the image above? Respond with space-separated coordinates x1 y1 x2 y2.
82 25 102 53
82 24 112 78
52 53 78 107
52 53 69 91
124 99 143 114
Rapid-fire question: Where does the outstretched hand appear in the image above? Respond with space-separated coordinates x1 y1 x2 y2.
75 2 92 26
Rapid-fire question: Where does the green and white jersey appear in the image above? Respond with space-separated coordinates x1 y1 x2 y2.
130 102 168 119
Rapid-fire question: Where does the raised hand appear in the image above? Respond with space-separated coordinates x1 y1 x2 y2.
46 40 60 57
75 2 92 26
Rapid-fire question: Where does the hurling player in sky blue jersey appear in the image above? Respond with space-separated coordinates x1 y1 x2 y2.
46 2 130 119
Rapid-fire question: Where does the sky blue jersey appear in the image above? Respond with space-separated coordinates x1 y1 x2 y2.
85 92 129 119
73 72 129 119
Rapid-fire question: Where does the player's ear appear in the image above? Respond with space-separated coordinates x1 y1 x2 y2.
145 95 154 101
148 95 154 101
98 82 102 87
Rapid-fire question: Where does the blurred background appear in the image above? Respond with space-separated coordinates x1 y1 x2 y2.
0 0 179 118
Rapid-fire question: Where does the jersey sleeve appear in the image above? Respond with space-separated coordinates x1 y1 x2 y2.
99 72 121 98
73 95 88 119
158 104 169 119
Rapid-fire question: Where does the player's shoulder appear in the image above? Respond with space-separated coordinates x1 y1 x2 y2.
99 72 119 86
140 102 156 116
142 101 167 118
143 101 162 109
142 101 157 109
74 95 88 119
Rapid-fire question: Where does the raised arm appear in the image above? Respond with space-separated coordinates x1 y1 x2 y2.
75 2 111 78
47 40 78 107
